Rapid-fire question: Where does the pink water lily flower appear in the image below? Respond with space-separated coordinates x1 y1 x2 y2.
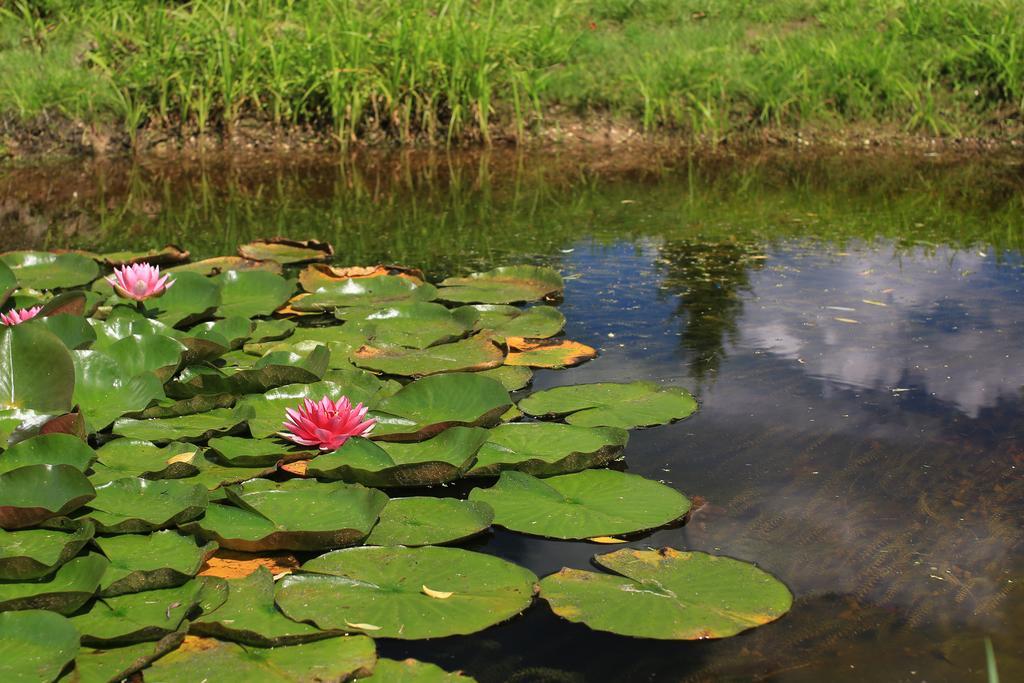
0 306 42 326
106 263 174 302
279 396 376 451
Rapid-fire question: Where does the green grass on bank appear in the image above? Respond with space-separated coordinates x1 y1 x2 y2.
1 0 1023 145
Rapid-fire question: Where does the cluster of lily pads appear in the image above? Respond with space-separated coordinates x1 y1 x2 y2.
0 239 792 682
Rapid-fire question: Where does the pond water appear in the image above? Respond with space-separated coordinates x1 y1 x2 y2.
2 150 1022 681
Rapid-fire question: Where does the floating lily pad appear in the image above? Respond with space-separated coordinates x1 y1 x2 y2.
90 440 200 484
191 567 334 646
104 334 186 382
469 470 690 540
41 313 97 350
242 324 367 365
146 634 375 682
0 553 108 614
72 350 166 432
365 498 493 547
464 304 565 340
250 318 296 343
518 381 698 429
0 519 94 580
539 548 793 639
474 365 533 392
0 251 100 290
467 423 628 477
504 337 597 369
144 272 221 327
242 379 391 439
0 433 95 475
276 546 537 639
309 427 488 487
207 436 311 467
169 256 282 276
353 334 504 377
215 270 294 318
0 464 95 529
96 531 217 596
370 373 511 442
112 404 254 443
166 345 329 399
299 263 424 291
438 266 564 304
99 245 190 267
364 658 476 682
71 579 213 646
73 627 187 683
188 317 254 350
0 323 75 414
90 307 180 350
292 276 437 312
177 452 277 492
340 302 478 349
0 610 80 682
238 238 334 265
84 478 208 533
182 479 386 552
0 260 17 308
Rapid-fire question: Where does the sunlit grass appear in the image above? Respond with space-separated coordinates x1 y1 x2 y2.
1 0 1022 143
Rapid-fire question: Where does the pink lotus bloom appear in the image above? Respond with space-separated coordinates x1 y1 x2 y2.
0 306 42 326
106 263 175 301
279 396 376 451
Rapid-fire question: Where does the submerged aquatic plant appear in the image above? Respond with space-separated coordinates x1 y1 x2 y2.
0 306 42 326
280 396 376 450
107 263 175 301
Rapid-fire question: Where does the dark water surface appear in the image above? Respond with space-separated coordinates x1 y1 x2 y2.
2 150 1022 681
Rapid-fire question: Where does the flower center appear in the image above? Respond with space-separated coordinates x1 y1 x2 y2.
133 280 149 295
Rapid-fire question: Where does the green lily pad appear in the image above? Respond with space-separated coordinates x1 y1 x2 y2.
112 404 255 443
71 579 213 646
370 373 511 442
144 271 222 327
0 260 17 307
340 302 478 349
363 658 476 682
177 452 277 491
0 251 100 290
207 436 311 467
0 323 75 414
182 479 386 552
0 553 108 614
475 365 533 392
468 470 690 540
0 464 95 529
242 324 364 358
242 378 392 440
0 433 95 475
467 423 628 477
464 304 565 340
539 548 794 639
191 567 334 646
72 350 166 432
352 334 504 377
145 633 375 682
437 266 564 304
98 245 190 267
250 318 296 343
276 546 538 639
96 530 217 596
0 610 80 682
293 276 437 312
308 427 488 487
165 345 329 399
238 238 334 265
169 256 283 276
188 317 254 349
40 313 97 350
105 334 187 381
518 381 698 429
90 307 181 350
84 478 208 533
73 627 186 683
215 270 294 318
0 519 94 580
90 440 201 484
365 498 493 547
